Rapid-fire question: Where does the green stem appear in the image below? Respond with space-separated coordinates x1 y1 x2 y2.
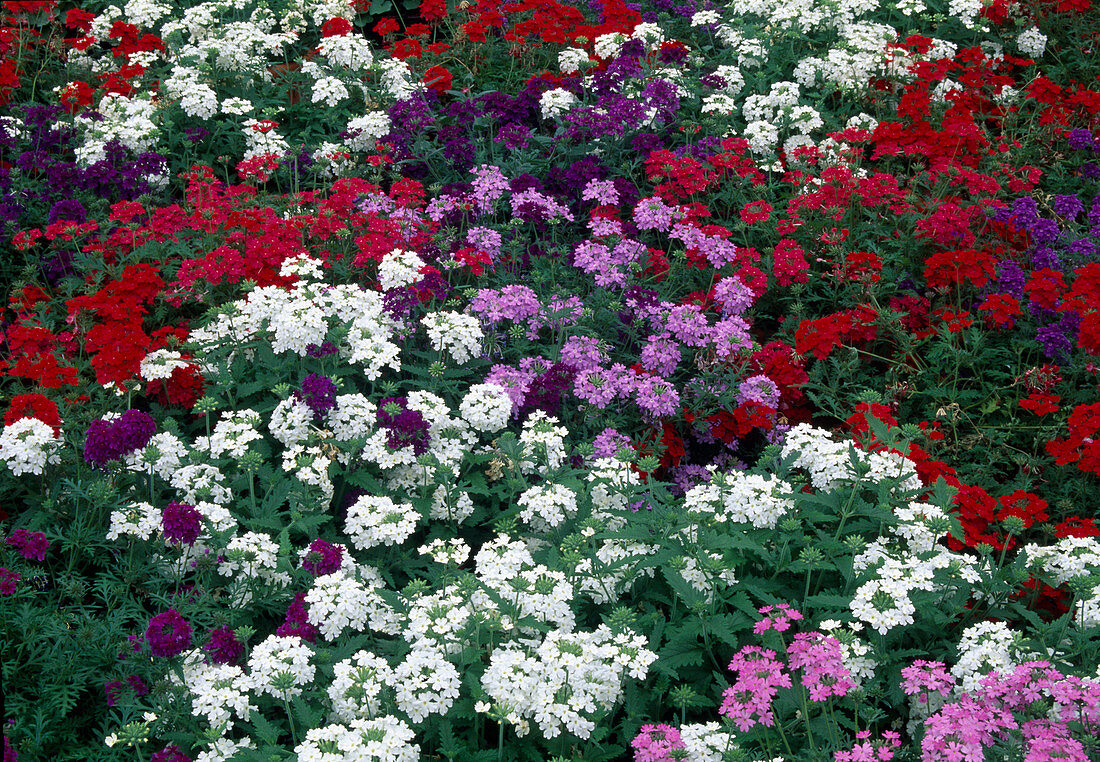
799 685 817 754
283 697 298 747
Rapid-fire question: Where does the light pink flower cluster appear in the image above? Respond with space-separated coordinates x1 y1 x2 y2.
900 660 956 705
721 605 854 732
920 661 1100 762
753 602 803 634
787 632 855 702
630 724 684 762
835 730 901 762
719 646 791 731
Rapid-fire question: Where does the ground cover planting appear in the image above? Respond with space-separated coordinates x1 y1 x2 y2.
0 0 1099 759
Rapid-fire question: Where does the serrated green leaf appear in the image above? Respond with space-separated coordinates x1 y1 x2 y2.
247 709 282 745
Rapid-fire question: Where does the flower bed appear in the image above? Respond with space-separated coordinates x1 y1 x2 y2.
1 0 1099 760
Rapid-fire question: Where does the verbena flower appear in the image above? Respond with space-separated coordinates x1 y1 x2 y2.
145 609 192 658
5 529 49 561
161 502 202 546
203 626 243 666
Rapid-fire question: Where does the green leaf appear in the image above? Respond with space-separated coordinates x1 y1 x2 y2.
655 630 705 679
247 710 282 746
438 720 463 760
292 696 321 729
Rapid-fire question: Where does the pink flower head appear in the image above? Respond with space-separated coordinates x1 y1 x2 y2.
721 646 791 731
753 603 803 634
835 729 901 762
788 632 854 701
631 724 684 762
901 660 956 702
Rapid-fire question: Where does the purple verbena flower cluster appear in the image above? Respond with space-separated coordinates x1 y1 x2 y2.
83 409 156 467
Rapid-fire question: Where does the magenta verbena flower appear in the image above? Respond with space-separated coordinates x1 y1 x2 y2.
275 592 319 643
301 538 343 576
150 744 193 762
0 567 19 595
203 626 244 666
631 723 684 762
161 502 202 546
5 529 49 562
376 397 431 455
834 730 901 762
103 679 124 708
901 660 956 703
145 609 192 658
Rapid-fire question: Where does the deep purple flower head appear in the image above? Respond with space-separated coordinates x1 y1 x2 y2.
1030 218 1061 245
4 735 18 762
127 674 148 696
1066 128 1096 151
1067 236 1097 262
376 397 431 455
145 609 192 658
46 199 87 225
150 744 193 762
83 419 117 467
1053 194 1084 219
632 132 665 153
519 362 575 418
5 529 49 562
658 43 690 66
996 259 1028 298
184 127 209 143
162 502 202 546
305 341 338 358
1036 322 1073 361
84 410 157 467
383 286 421 322
301 538 343 576
275 592 319 642
508 173 544 194
495 122 531 150
203 626 244 665
104 679 124 707
297 373 337 420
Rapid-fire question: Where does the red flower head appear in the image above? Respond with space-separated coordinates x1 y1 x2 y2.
321 17 352 36
423 65 452 94
4 394 62 435
373 17 399 36
391 37 422 60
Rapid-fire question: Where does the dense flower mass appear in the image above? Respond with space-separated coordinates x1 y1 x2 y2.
2 0 1100 760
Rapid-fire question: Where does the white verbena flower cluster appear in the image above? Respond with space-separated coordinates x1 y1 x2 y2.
850 502 979 634
345 495 420 549
0 418 62 476
1025 536 1100 627
481 625 657 739
422 311 485 365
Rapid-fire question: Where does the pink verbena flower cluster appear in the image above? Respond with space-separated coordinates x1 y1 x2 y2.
920 661 1100 762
